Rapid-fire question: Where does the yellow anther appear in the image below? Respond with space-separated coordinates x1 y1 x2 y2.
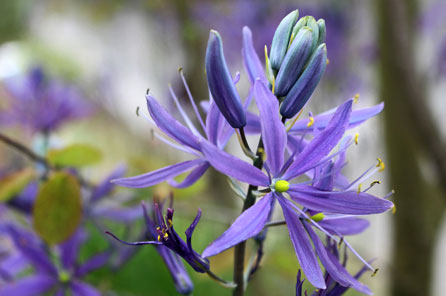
274 180 290 193
370 180 381 186
353 93 360 103
258 147 267 163
326 58 330 65
156 227 160 231
58 271 70 283
392 205 397 214
311 213 325 222
167 219 173 227
372 268 379 277
357 183 362 193
164 232 169 239
286 109 304 132
157 235 161 241
354 133 359 145
307 117 314 127
376 158 385 172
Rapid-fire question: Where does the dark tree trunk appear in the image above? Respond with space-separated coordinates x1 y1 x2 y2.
376 0 445 295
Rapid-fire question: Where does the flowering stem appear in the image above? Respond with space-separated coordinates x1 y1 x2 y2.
233 138 264 296
0 132 94 189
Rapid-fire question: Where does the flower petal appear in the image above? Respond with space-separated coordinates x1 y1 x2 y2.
70 280 101 296
60 228 87 270
283 99 352 180
288 185 394 215
289 102 384 134
202 193 274 258
242 26 267 84
254 80 287 176
90 165 126 203
0 275 56 296
146 95 201 151
304 221 372 295
276 195 326 288
319 217 370 236
75 252 110 277
169 162 210 188
112 159 206 188
200 140 269 187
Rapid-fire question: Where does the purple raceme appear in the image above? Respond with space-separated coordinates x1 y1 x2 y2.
106 199 208 291
0 224 108 296
199 80 393 291
0 66 92 134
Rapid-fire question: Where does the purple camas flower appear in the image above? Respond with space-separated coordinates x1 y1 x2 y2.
199 80 393 291
106 199 207 294
0 224 108 296
0 66 92 133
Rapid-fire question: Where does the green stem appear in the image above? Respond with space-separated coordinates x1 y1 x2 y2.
232 139 264 296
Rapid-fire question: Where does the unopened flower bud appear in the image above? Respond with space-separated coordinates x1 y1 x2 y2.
270 10 299 72
205 30 246 128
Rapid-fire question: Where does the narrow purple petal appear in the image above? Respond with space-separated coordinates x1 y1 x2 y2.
205 101 223 145
288 185 394 215
90 165 126 203
200 140 269 187
185 209 202 253
92 205 142 223
60 228 87 270
254 80 287 176
304 221 372 295
112 159 206 188
202 193 274 258
146 95 201 151
5 224 57 275
105 231 162 246
70 280 101 296
276 195 326 289
242 26 267 84
319 217 370 236
0 275 56 296
169 162 210 188
283 100 352 180
75 252 110 277
289 102 384 134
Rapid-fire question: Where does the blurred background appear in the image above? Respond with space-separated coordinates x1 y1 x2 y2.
0 0 444 295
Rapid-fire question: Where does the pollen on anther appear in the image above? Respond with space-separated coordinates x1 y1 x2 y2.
353 93 360 103
157 235 161 241
392 205 397 214
357 183 362 193
354 133 359 145
376 158 385 172
307 117 314 127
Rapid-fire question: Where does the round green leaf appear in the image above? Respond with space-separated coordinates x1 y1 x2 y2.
0 168 35 202
33 172 82 245
47 144 102 168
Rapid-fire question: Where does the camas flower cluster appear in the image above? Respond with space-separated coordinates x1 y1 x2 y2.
108 9 394 295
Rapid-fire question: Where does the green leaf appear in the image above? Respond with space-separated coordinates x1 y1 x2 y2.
47 144 102 168
33 172 82 245
0 169 35 202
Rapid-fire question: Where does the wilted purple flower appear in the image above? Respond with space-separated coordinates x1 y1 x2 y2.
199 80 393 290
0 66 92 133
206 30 246 128
0 224 108 296
106 200 209 274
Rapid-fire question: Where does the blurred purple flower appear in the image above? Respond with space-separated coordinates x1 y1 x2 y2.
0 66 92 133
0 224 108 296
